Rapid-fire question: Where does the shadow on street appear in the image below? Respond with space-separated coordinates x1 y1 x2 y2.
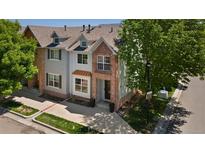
167 102 192 134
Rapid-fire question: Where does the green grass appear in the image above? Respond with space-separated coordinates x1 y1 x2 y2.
123 96 169 133
168 87 176 98
0 100 39 116
35 113 99 134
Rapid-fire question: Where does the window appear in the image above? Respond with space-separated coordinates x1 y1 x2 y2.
48 49 61 60
77 54 88 64
46 73 61 88
81 41 87 47
97 56 111 71
54 37 59 44
75 78 88 93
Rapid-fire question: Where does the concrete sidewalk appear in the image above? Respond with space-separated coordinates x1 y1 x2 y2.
12 89 136 134
13 89 56 111
46 102 137 134
153 86 183 134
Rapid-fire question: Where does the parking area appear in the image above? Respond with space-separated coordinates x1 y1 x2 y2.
0 115 44 134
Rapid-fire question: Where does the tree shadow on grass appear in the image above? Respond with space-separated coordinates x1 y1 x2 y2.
167 103 192 134
123 96 170 134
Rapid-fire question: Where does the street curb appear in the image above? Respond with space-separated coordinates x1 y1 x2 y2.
32 117 67 134
153 87 183 134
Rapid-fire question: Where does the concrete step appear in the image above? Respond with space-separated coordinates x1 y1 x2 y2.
96 102 109 111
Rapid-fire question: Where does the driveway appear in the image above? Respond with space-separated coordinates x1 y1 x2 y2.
167 77 205 134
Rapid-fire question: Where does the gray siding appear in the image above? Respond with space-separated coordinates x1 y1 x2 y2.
45 49 69 95
69 51 92 96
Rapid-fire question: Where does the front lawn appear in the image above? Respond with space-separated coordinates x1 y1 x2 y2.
0 100 39 116
35 113 99 134
123 96 169 133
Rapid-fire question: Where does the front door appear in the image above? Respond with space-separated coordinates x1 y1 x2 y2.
104 80 111 100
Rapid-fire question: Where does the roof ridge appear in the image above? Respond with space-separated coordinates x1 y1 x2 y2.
28 25 64 28
99 23 121 26
27 24 120 29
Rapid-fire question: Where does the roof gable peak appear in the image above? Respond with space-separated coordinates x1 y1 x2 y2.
51 31 59 38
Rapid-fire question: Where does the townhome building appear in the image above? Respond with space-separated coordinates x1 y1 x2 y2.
23 24 134 111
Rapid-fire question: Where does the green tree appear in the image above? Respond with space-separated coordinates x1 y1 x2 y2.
0 19 37 98
118 19 205 93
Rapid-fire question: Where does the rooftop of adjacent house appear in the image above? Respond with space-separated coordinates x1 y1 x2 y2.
23 24 121 52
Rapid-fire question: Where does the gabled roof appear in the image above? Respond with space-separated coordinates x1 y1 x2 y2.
23 24 121 51
51 31 59 38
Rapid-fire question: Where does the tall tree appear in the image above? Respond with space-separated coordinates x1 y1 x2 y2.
0 19 37 98
118 19 205 93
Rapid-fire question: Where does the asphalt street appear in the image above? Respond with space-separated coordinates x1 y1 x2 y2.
168 77 205 134
0 108 44 134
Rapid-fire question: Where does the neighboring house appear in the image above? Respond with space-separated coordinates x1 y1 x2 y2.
23 24 133 111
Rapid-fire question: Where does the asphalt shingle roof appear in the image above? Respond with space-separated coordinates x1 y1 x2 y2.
25 24 120 51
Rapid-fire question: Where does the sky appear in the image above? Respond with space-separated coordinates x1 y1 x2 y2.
13 19 122 27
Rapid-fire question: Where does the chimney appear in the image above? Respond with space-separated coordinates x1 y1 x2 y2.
83 25 85 31
64 25 67 31
87 24 91 33
110 27 113 33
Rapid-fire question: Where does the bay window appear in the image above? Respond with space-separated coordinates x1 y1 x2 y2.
75 78 88 93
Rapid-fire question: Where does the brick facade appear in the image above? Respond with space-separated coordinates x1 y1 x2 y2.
24 27 133 109
25 27 45 95
92 42 120 110
27 48 45 94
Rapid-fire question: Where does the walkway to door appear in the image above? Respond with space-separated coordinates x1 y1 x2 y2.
12 88 137 134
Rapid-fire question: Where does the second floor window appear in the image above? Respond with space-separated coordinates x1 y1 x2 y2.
48 49 61 60
77 54 88 64
46 73 62 89
97 56 111 71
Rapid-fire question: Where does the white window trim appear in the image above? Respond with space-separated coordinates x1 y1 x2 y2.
97 55 111 71
47 73 61 89
53 37 59 44
74 78 88 93
77 54 88 64
80 40 87 48
49 49 60 61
